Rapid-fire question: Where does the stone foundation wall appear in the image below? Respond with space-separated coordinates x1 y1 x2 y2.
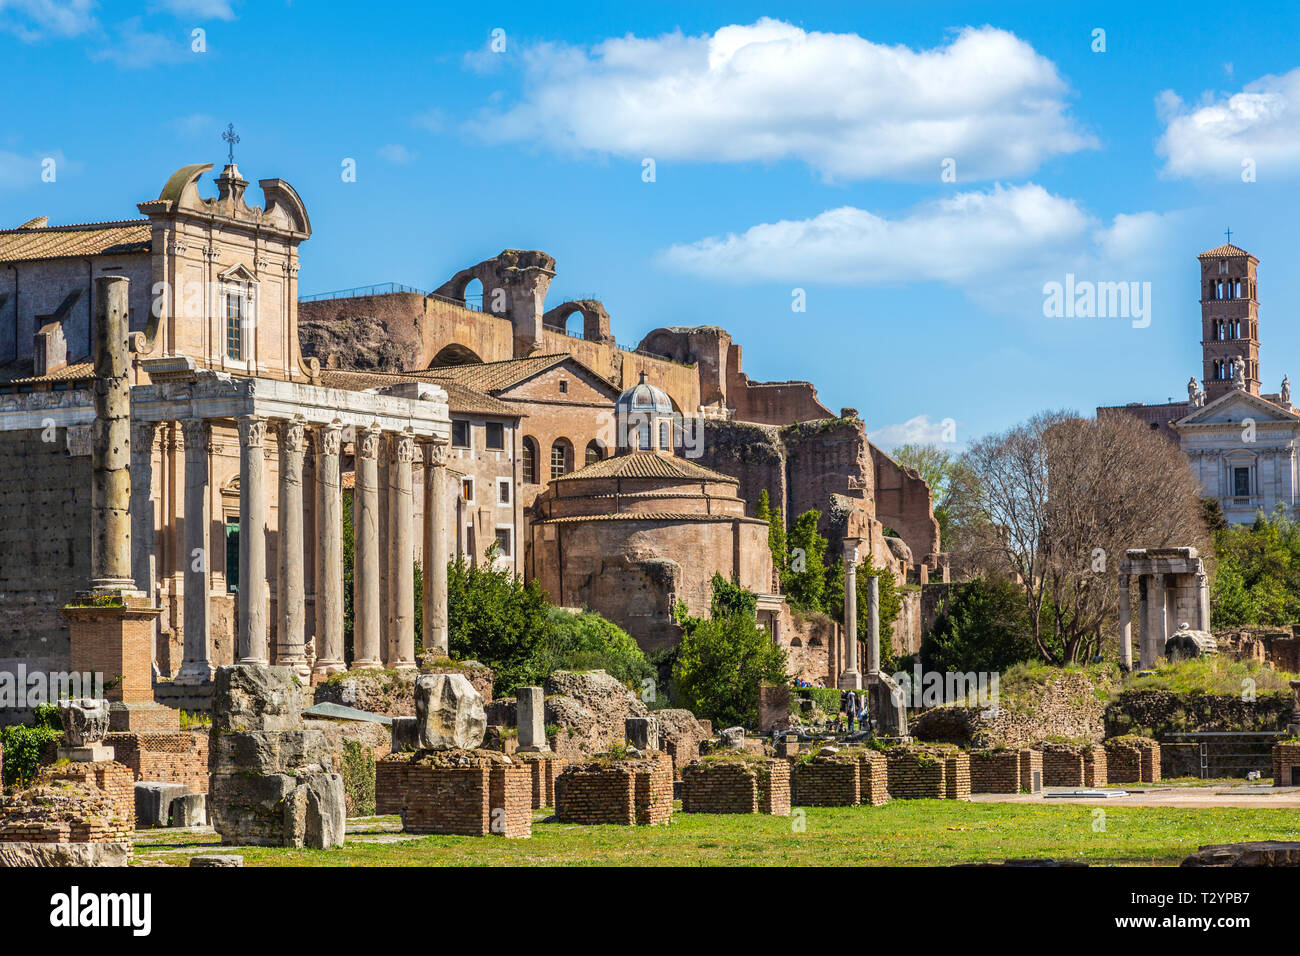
379 755 531 838
554 753 673 825
944 754 971 799
0 761 135 863
105 730 209 794
970 751 1021 794
885 748 946 799
1104 737 1161 784
1042 744 1108 787
681 758 790 815
375 753 411 815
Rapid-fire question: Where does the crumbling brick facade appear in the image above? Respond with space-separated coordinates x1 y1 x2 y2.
376 752 531 838
858 750 889 806
970 750 1022 794
554 752 673 825
681 756 790 815
105 730 210 794
1104 737 1161 784
792 755 861 806
884 747 970 800
0 761 135 864
515 752 566 809
1041 743 1109 787
1273 742 1300 786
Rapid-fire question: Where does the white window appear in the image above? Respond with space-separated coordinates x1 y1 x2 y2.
497 477 511 505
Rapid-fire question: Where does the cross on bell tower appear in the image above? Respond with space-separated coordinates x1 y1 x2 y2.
1199 237 1260 403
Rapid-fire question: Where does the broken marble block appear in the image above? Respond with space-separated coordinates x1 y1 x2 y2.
719 726 746 750
135 781 189 828
626 716 660 751
171 793 207 828
58 698 109 747
212 664 301 732
414 673 487 751
284 774 346 850
209 729 333 775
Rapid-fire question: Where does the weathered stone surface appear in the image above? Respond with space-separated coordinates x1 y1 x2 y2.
0 841 130 867
390 716 418 753
1182 841 1300 867
171 793 206 827
134 781 189 828
208 772 298 846
626 716 659 751
541 670 649 761
720 727 746 750
190 854 243 867
313 660 494 718
517 686 548 751
212 664 301 732
1165 627 1218 662
283 773 346 849
414 673 486 751
58 697 110 746
209 729 332 775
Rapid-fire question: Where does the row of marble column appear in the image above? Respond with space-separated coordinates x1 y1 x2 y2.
160 415 448 684
1117 570 1209 670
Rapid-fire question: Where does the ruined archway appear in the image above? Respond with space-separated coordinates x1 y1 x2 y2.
542 299 611 343
429 343 483 367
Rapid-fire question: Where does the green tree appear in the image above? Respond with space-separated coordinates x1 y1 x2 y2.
757 490 787 585
1211 506 1300 626
784 509 827 611
672 606 787 728
921 576 1036 674
447 558 552 691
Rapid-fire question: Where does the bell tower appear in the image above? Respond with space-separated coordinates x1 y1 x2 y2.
1200 239 1260 402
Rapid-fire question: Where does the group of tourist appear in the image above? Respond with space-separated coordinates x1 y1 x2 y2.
836 690 871 734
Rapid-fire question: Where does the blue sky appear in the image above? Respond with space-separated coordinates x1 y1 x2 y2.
5 0 1300 448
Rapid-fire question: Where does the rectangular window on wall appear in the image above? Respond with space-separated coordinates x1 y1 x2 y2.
225 520 240 592
485 421 504 450
462 478 474 502
225 293 243 360
451 420 470 448
1234 467 1251 497
495 527 512 555
497 478 511 505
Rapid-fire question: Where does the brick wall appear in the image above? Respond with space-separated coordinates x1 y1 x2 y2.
1273 742 1300 786
106 730 209 793
1084 745 1108 787
515 752 566 809
1019 749 1043 793
1042 743 1109 787
970 750 1021 794
681 757 790 815
885 748 947 799
1105 737 1161 784
792 757 860 806
375 753 411 815
555 753 673 825
394 761 531 838
858 751 889 806
0 761 135 860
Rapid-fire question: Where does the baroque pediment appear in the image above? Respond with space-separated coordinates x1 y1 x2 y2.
1175 389 1300 427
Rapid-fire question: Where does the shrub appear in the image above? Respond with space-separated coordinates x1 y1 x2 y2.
0 724 62 788
447 557 552 690
673 612 788 728
340 739 376 817
540 609 654 688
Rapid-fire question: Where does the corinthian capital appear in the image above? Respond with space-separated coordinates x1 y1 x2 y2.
237 415 266 448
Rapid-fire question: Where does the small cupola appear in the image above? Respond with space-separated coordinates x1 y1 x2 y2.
615 371 675 454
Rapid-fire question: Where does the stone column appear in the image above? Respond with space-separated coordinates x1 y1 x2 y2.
276 419 310 679
377 436 392 664
422 440 449 657
90 275 135 593
838 541 861 689
175 418 213 684
1136 575 1149 669
1117 573 1132 671
1195 569 1210 631
867 573 880 676
314 423 346 675
352 426 383 669
237 415 269 665
517 686 548 752
1147 572 1168 668
129 421 158 598
389 432 417 669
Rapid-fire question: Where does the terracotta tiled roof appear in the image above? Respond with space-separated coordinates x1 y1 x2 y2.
1198 243 1252 258
551 451 734 483
0 360 93 385
319 369 519 417
0 219 151 263
424 354 571 392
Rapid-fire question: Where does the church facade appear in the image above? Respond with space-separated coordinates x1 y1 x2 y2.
1098 242 1299 524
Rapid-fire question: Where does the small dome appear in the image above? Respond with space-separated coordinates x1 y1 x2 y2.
616 371 673 415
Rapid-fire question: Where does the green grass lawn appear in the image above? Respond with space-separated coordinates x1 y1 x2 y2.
133 801 1300 867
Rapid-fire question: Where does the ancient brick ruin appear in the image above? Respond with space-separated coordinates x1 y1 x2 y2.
681 754 791 815
554 751 674 826
1104 736 1161 784
1041 743 1109 788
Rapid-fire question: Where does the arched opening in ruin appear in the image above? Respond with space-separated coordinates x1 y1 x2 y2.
463 277 485 312
585 440 604 466
429 343 483 367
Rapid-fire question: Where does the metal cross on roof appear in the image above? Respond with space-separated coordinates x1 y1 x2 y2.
222 123 240 165
1225 227 1233 244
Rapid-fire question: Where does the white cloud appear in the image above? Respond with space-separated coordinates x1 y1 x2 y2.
413 108 447 133
90 16 187 67
472 20 1094 182
868 415 959 450
169 112 216 137
1158 67 1300 179
0 0 97 41
378 144 417 164
149 0 236 20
